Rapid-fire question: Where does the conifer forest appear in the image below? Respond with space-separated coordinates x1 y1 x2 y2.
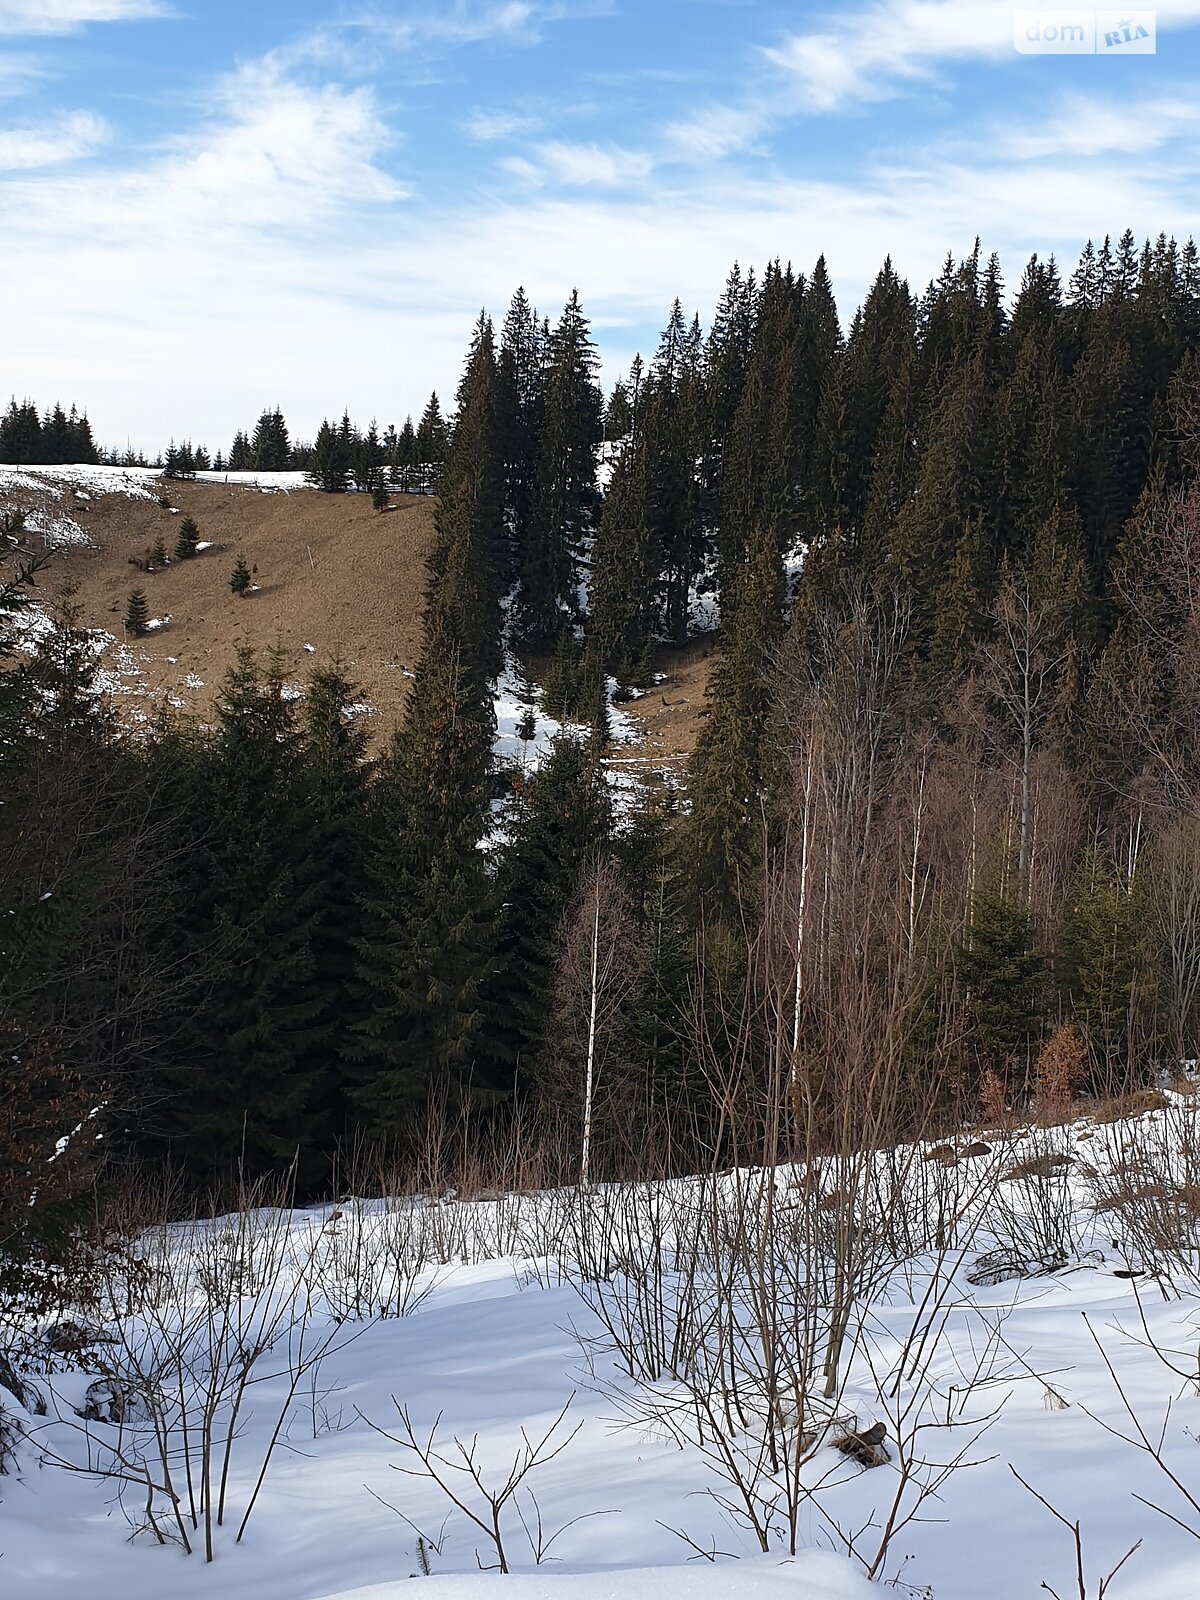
4 231 1200 1232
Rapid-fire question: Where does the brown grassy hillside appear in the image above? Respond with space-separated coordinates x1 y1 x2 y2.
13 476 435 741
2 468 713 765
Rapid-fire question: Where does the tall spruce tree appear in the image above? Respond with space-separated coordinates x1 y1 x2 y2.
497 287 546 584
487 734 613 1086
155 648 327 1182
516 291 602 650
347 320 505 1131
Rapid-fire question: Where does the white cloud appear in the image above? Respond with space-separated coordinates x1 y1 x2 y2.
996 91 1200 159
3 12 1200 455
764 0 1014 112
168 59 402 227
463 108 543 142
337 0 610 55
0 0 167 35
0 108 105 168
762 0 1200 113
504 138 654 188
662 102 764 163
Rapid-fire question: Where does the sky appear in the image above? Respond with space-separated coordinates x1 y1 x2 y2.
3 0 1200 454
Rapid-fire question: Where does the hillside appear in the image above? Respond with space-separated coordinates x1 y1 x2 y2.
0 464 712 764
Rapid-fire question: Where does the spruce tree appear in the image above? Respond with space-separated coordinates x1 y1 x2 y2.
959 880 1046 1086
124 587 149 636
301 664 371 1144
416 393 449 493
252 407 291 471
588 418 654 679
497 287 545 582
174 515 200 560
309 420 350 493
154 648 327 1181
347 320 506 1131
230 555 252 596
516 291 602 650
487 734 613 1084
686 520 785 922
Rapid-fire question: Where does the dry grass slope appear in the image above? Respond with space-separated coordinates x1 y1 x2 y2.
6 470 716 762
24 480 436 741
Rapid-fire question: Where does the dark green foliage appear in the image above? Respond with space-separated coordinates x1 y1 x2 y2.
540 630 583 721
230 555 252 596
173 515 200 560
309 419 351 493
251 407 291 470
124 587 149 636
516 291 602 650
497 287 545 581
487 735 612 1085
346 319 506 1134
687 523 784 921
1 584 177 1215
347 650 496 1131
164 441 199 479
0 398 98 465
1061 844 1144 1081
148 649 327 1182
416 393 450 493
300 666 372 1144
9 231 1200 1196
959 884 1046 1071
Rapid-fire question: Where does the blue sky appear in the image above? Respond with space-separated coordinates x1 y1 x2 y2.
3 1 1200 452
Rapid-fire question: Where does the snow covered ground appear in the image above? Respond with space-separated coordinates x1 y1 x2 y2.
5 1100 1200 1597
0 462 314 506
492 661 642 821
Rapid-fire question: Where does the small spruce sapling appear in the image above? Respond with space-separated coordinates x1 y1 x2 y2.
174 515 200 561
372 480 390 513
150 534 168 568
230 555 252 597
125 587 150 637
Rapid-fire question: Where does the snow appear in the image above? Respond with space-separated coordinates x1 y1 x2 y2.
193 469 312 493
6 1102 1200 1597
318 1556 875 1600
0 463 314 504
491 663 643 821
493 661 569 772
0 462 160 501
595 438 626 496
20 506 92 549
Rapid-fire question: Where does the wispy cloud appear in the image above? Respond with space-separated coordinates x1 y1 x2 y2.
6 0 1200 454
763 0 1013 113
464 107 543 142
0 0 168 36
662 102 764 163
995 90 1200 159
502 138 653 187
0 107 106 167
302 0 612 61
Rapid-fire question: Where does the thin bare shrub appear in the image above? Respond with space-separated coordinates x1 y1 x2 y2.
361 1395 595 1573
36 1168 355 1560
